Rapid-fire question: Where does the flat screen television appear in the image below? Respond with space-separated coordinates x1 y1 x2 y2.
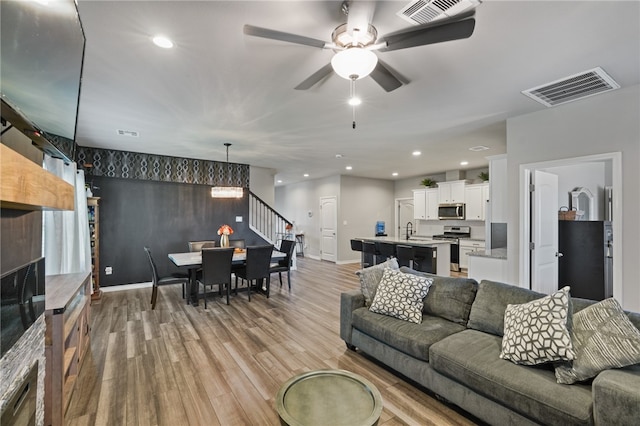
0 0 86 161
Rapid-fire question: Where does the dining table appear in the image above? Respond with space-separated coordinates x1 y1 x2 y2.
168 248 286 305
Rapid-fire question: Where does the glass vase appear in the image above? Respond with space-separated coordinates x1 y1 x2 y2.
220 234 229 248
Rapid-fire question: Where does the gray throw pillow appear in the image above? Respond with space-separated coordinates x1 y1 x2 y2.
555 297 640 384
355 258 399 306
369 268 432 324
500 286 575 366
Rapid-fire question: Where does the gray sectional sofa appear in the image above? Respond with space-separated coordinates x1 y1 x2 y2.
340 267 640 425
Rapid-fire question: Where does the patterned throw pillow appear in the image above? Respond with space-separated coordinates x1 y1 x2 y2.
500 286 574 365
355 258 399 306
369 268 432 324
555 297 640 384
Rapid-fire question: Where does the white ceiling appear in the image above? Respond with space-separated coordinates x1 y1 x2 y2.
74 1 640 186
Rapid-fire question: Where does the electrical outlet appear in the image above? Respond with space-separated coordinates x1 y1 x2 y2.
105 266 112 275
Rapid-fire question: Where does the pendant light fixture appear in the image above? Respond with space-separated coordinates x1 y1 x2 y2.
211 143 244 198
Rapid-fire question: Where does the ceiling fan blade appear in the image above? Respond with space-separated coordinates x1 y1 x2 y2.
243 24 328 49
294 63 334 90
370 62 403 92
380 12 476 52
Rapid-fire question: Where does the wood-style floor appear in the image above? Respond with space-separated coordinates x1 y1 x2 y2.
66 258 479 426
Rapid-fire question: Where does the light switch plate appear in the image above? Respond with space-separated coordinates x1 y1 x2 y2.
235 216 243 222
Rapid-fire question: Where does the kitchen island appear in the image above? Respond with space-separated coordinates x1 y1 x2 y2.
356 236 451 277
467 248 508 283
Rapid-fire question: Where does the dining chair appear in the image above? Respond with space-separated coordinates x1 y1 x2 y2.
235 245 273 301
188 240 216 252
229 239 246 249
144 246 190 310
197 247 234 307
270 239 296 290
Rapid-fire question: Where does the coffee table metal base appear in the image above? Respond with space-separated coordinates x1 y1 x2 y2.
276 369 383 426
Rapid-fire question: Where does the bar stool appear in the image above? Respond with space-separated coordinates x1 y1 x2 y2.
350 239 367 268
362 241 379 267
395 245 414 268
413 246 437 273
375 241 396 262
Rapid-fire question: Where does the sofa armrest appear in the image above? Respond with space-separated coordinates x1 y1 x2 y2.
593 365 640 426
340 290 365 346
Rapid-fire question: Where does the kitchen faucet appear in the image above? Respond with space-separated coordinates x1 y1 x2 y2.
405 222 413 240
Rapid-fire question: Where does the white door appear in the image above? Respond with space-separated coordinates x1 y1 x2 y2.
320 196 337 262
531 170 559 294
397 198 414 238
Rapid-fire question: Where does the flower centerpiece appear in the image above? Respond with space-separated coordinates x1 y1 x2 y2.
217 224 234 247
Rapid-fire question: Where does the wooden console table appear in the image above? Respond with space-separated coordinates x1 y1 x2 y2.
44 272 91 426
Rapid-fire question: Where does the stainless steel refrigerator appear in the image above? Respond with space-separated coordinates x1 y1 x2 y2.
558 221 613 301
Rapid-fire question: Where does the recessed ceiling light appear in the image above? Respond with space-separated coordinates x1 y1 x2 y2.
277 180 283 183
392 172 399 177
348 97 362 106
346 166 352 170
335 154 343 159
303 173 309 177
460 161 469 166
152 35 174 49
412 151 421 156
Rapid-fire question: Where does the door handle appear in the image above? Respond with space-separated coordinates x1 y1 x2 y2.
555 252 564 257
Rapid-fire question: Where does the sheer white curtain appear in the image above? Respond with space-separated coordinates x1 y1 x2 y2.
43 156 91 276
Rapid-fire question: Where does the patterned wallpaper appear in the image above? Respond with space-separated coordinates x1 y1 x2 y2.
76 146 250 187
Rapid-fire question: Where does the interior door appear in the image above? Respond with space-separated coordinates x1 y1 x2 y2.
531 170 559 294
397 198 414 239
320 196 337 262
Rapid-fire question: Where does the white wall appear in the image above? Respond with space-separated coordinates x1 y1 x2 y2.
547 162 607 220
506 85 640 311
249 166 276 206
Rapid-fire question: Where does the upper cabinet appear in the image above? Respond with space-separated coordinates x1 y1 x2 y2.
438 180 468 204
465 183 489 220
413 188 439 220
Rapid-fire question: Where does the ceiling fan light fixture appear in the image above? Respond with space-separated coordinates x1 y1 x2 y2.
348 97 362 106
331 48 378 80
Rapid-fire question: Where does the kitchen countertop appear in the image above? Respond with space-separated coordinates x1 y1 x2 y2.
358 236 452 246
468 248 507 260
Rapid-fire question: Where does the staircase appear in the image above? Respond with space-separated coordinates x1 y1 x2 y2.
248 191 293 246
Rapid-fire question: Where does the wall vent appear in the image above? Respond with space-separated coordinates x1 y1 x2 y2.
116 129 140 137
396 0 481 25
468 145 489 152
522 67 620 108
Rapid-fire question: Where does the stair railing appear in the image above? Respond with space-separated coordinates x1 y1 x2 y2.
248 191 293 245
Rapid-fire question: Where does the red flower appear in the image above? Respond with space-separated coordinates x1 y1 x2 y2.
217 224 234 235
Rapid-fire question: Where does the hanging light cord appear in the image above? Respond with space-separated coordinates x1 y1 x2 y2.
350 76 357 129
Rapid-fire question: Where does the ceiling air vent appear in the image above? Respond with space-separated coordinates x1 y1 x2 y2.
522 67 620 108
116 129 140 137
396 0 481 25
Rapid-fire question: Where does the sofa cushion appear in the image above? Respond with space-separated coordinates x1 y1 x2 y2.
430 329 593 425
500 286 574 365
592 365 640 425
400 267 478 325
352 307 465 362
369 268 432 324
356 258 399 306
555 297 640 384
467 280 546 336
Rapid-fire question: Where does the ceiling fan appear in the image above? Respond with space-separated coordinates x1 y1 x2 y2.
243 1 477 92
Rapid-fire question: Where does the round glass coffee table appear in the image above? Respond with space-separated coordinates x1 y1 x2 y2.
276 369 383 426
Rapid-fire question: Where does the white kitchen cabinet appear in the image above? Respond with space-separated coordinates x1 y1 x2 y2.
438 180 468 204
413 188 439 220
459 240 486 269
465 183 489 220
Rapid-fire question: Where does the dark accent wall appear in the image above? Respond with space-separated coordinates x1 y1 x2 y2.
92 176 266 287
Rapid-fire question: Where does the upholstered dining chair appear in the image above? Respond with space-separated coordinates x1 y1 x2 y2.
235 245 273 301
270 239 296 290
229 239 246 249
197 247 234 307
144 246 190 310
188 240 216 252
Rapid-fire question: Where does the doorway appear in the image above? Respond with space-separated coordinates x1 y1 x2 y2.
520 152 622 299
320 196 337 262
395 198 414 240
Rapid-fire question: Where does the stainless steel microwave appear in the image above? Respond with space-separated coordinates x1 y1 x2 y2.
438 203 465 220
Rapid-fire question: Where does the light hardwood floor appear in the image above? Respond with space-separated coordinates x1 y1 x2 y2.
66 258 479 426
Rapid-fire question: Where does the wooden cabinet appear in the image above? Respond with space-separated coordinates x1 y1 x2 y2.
465 183 489 221
413 189 439 220
87 197 102 300
45 272 91 426
438 180 468 204
459 240 486 269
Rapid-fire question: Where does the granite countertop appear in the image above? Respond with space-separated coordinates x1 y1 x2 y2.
468 248 507 260
358 236 452 246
